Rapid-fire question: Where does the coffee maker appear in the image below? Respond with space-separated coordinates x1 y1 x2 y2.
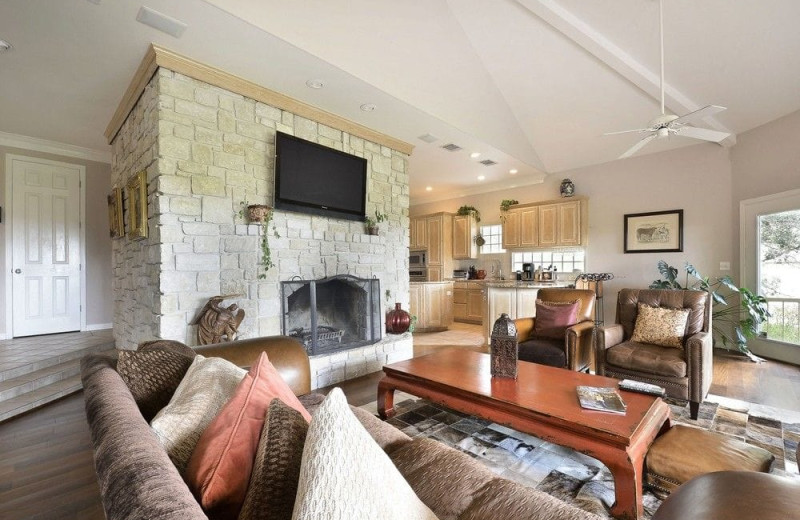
522 263 534 280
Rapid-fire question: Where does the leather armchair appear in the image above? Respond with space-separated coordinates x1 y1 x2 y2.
596 289 712 419
513 288 596 372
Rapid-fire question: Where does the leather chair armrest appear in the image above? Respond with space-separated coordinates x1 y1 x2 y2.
684 331 713 403
595 324 624 376
514 317 536 343
565 320 596 372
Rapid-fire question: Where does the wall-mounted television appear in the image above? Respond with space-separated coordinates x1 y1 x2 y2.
274 131 367 221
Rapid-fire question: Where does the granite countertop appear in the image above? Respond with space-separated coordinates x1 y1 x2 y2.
409 280 455 285
451 279 571 288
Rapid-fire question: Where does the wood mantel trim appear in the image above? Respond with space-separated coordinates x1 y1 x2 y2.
105 44 414 155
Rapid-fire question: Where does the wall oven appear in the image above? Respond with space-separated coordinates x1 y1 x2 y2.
409 269 427 282
409 249 427 269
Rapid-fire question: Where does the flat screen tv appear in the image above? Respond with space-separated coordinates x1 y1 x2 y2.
274 131 367 221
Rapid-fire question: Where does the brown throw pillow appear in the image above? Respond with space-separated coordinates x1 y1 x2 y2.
532 300 580 338
117 348 195 421
238 399 309 520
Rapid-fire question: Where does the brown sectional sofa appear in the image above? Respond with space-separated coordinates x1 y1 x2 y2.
81 336 600 520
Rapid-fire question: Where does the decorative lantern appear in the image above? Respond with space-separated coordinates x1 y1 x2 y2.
490 313 518 379
386 303 411 334
559 178 575 198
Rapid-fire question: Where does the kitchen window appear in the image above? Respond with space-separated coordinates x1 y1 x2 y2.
480 225 505 254
511 250 585 273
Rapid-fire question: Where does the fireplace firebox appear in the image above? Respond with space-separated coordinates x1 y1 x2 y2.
280 275 381 356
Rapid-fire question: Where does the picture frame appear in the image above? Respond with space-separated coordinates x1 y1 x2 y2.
107 186 124 239
624 209 683 253
126 170 148 240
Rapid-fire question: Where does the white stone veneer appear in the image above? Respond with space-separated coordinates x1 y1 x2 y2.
111 67 411 378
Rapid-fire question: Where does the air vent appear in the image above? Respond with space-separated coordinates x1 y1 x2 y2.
418 133 439 144
441 143 462 152
480 159 498 166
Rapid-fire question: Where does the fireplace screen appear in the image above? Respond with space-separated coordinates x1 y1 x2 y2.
280 275 381 356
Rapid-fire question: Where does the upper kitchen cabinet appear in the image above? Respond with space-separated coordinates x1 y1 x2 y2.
453 214 478 259
410 212 453 281
502 199 585 249
409 216 428 249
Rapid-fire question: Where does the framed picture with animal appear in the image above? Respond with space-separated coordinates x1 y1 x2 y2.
624 209 683 253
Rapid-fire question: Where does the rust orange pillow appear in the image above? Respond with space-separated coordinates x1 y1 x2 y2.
184 352 311 519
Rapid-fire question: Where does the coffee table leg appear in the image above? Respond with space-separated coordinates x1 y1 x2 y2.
377 379 395 419
608 453 644 520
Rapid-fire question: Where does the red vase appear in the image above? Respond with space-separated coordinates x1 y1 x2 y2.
386 302 411 334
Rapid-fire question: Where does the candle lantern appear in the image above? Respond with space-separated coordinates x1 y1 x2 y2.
490 313 518 379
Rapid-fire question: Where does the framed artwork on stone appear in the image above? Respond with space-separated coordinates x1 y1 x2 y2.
126 170 148 240
624 209 683 253
107 186 124 239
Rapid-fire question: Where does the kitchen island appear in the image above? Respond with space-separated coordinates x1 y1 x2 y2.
409 281 454 332
483 281 570 342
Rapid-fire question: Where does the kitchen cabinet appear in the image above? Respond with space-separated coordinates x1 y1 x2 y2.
410 217 427 249
409 281 454 332
501 199 584 249
426 267 442 282
453 281 484 324
538 205 558 247
427 214 444 265
483 283 567 341
557 200 581 246
501 210 520 249
410 212 453 281
453 214 478 259
466 290 484 322
519 207 539 247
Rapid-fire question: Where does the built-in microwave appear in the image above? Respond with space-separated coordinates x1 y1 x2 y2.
409 249 428 269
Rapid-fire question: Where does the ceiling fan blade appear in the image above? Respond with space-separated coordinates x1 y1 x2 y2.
671 105 727 126
604 128 651 136
619 134 658 159
676 126 731 143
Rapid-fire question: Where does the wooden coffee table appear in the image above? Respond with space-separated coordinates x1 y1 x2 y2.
377 348 671 520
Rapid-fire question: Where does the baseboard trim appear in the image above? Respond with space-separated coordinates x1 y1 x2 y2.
85 323 113 331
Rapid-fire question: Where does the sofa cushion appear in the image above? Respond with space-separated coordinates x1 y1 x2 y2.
184 352 311 519
533 299 580 338
117 347 195 422
150 356 246 474
518 337 566 368
292 388 438 520
631 303 691 348
606 341 687 378
238 399 309 520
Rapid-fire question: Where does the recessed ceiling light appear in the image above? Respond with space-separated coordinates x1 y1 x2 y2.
425 186 433 191
360 103 376 112
0 40 12 53
136 6 187 38
470 152 481 159
477 175 486 181
509 169 518 175
305 79 324 89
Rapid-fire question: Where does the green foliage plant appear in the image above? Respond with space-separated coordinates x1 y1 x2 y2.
364 210 388 234
649 260 771 361
456 205 481 224
499 199 519 223
238 200 280 279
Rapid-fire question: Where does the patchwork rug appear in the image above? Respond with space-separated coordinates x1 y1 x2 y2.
362 395 800 519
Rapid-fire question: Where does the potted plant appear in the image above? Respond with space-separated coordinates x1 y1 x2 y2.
456 205 481 224
364 210 388 235
239 200 280 278
499 199 519 223
649 260 771 361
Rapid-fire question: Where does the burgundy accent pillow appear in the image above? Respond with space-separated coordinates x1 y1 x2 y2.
532 300 580 338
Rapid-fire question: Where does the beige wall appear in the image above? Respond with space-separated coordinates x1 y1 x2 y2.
412 143 735 323
0 145 113 336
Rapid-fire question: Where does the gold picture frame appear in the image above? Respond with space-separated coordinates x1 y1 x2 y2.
126 170 148 240
107 186 124 239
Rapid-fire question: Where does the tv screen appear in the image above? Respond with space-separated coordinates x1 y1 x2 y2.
274 132 367 221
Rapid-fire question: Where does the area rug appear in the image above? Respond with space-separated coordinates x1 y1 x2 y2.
362 394 800 519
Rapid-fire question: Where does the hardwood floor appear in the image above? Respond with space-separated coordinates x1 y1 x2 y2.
0 349 797 519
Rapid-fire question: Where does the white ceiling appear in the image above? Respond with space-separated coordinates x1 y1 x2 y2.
1 0 799 204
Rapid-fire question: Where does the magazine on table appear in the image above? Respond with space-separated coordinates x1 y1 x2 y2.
576 386 627 415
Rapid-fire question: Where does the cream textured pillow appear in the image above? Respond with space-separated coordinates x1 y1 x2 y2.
631 303 691 348
291 388 439 520
150 355 246 473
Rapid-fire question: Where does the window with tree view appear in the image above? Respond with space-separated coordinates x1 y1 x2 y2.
759 209 800 344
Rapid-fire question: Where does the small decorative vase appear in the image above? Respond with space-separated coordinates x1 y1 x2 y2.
247 204 272 223
490 313 518 379
367 225 379 236
559 179 575 198
386 302 411 334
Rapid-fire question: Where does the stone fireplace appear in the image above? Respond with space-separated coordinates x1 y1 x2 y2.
281 275 381 355
107 45 413 388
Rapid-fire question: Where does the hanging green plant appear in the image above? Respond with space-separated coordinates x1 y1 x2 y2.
239 200 280 279
456 205 481 224
499 199 519 223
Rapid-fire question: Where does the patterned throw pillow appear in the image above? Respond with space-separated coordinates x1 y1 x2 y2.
631 303 691 348
292 388 439 520
238 399 309 520
532 299 581 338
117 348 195 422
150 356 246 474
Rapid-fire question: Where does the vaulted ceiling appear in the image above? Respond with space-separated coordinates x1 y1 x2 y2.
2 0 799 204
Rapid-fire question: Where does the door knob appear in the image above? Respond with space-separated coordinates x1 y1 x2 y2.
14 269 21 274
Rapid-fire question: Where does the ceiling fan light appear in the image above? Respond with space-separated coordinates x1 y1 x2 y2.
657 127 669 138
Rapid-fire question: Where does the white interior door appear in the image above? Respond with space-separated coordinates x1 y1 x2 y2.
10 156 82 337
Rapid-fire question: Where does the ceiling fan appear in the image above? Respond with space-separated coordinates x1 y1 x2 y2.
607 0 731 159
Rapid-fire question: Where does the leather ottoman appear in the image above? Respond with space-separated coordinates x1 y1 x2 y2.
645 424 774 498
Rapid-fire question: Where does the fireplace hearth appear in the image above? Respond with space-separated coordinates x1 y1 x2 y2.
281 275 381 356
